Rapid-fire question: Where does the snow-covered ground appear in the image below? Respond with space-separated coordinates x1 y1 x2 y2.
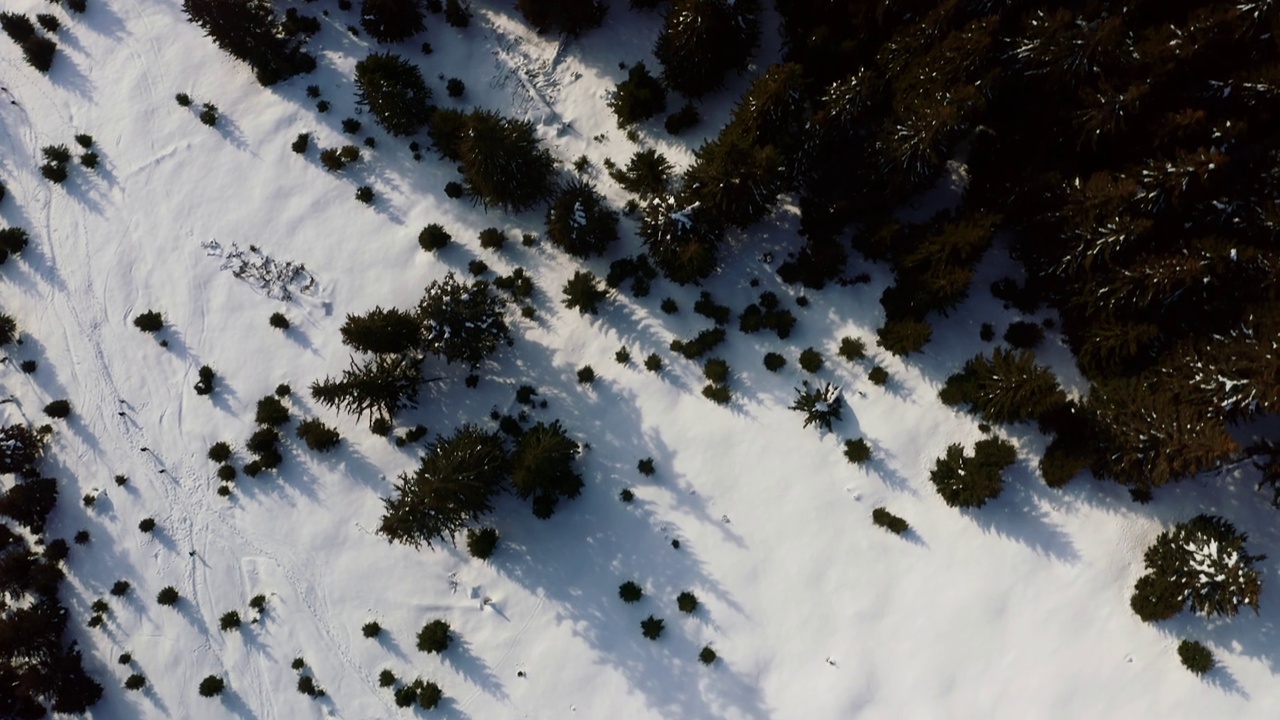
2 1 1278 718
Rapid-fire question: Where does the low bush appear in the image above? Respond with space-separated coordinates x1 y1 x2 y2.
868 366 889 385
664 102 699 135
378 669 397 687
763 352 786 372
615 346 631 365
22 35 56 73
637 458 655 476
676 591 698 614
124 673 146 690
194 365 216 396
255 396 290 427
175 92 192 107
296 418 341 452
619 580 643 603
838 337 866 362
199 103 219 127
111 580 131 596
198 675 225 697
799 348 824 373
699 646 717 664
1178 640 1215 676
790 382 842 431
157 586 179 605
355 186 374 204
703 358 729 384
576 365 596 385
341 117 361 134
929 438 1017 508
843 438 871 464
139 518 156 533
291 133 309 154
217 464 236 482
640 615 664 640
208 441 233 463
419 224 451 251
702 383 731 405
417 619 452 653
466 526 499 559
44 399 71 418
447 78 465 97
871 507 909 534
219 611 241 631
478 227 505 250
1003 320 1045 349
134 310 163 333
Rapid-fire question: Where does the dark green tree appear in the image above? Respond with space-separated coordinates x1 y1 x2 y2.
639 193 723 284
609 62 667 128
939 348 1068 425
360 0 425 43
654 0 760 98
1131 515 1265 622
340 306 422 355
516 0 606 37
510 420 583 518
545 179 619 258
181 0 316 85
455 110 557 212
310 354 425 426
929 438 1017 509
417 273 509 367
354 52 433 136
378 425 509 548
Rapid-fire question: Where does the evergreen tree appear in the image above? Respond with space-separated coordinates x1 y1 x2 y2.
360 0 425 43
340 306 421 355
417 272 509 367
455 110 557 212
181 0 316 85
639 193 723 284
612 148 672 198
516 0 606 37
354 51 433 136
682 132 785 229
0 476 58 535
939 348 1068 425
310 354 425 426
510 420 583 518
929 438 1017 509
654 0 761 98
545 179 619 258
1130 515 1265 622
0 424 49 474
378 425 509 548
609 62 667 128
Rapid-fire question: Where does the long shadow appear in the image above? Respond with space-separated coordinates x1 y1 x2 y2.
963 461 1080 564
443 635 508 702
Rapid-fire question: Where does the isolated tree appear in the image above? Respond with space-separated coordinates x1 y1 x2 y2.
181 0 316 85
790 382 843 431
310 353 425 425
654 0 761 97
510 420 583 518
360 0 425 43
340 306 421 355
417 273 509 367
516 0 605 37
378 425 509 548
1130 514 1265 622
456 110 557 212
562 270 608 315
354 51 432 136
545 179 619 258
416 619 452 653
609 62 667 127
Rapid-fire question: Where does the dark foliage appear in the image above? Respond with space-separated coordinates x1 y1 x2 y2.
517 0 605 37
610 62 666 128
1178 640 1215 676
1130 515 1264 622
354 51 432 136
929 438 1017 509
510 420 583 518
360 0 425 43
872 507 909 535
546 179 619 258
198 675 225 697
296 418 341 452
418 272 509 367
640 614 665 640
182 0 316 85
654 0 760 98
939 348 1067 425
378 425 508 548
790 382 842 432
341 306 421 355
418 223 451 251
562 270 608 315
417 619 451 653
466 526 498 559
619 581 643 603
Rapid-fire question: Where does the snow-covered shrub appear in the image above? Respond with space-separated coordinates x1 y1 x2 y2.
1178 640 1215 676
928 438 1016 509
418 273 509 367
1130 515 1264 622
417 619 452 653
790 382 842 431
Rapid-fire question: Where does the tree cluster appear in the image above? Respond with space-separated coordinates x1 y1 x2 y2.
181 0 318 85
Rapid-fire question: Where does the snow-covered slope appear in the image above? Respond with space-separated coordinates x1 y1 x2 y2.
1 1 1277 718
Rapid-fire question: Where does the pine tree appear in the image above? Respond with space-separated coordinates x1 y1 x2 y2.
939 348 1068 425
510 420 583 519
0 424 49 474
929 438 1017 508
639 193 723 284
456 110 557 212
609 62 667 128
378 425 509 548
654 0 761 98
545 179 619 258
360 0 426 43
181 0 316 85
682 132 785 229
516 0 606 37
0 476 58 535
340 306 421 355
417 272 509 367
354 51 432 136
310 354 425 426
1130 515 1265 622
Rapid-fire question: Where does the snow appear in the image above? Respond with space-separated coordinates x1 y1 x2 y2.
1 1 1279 718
